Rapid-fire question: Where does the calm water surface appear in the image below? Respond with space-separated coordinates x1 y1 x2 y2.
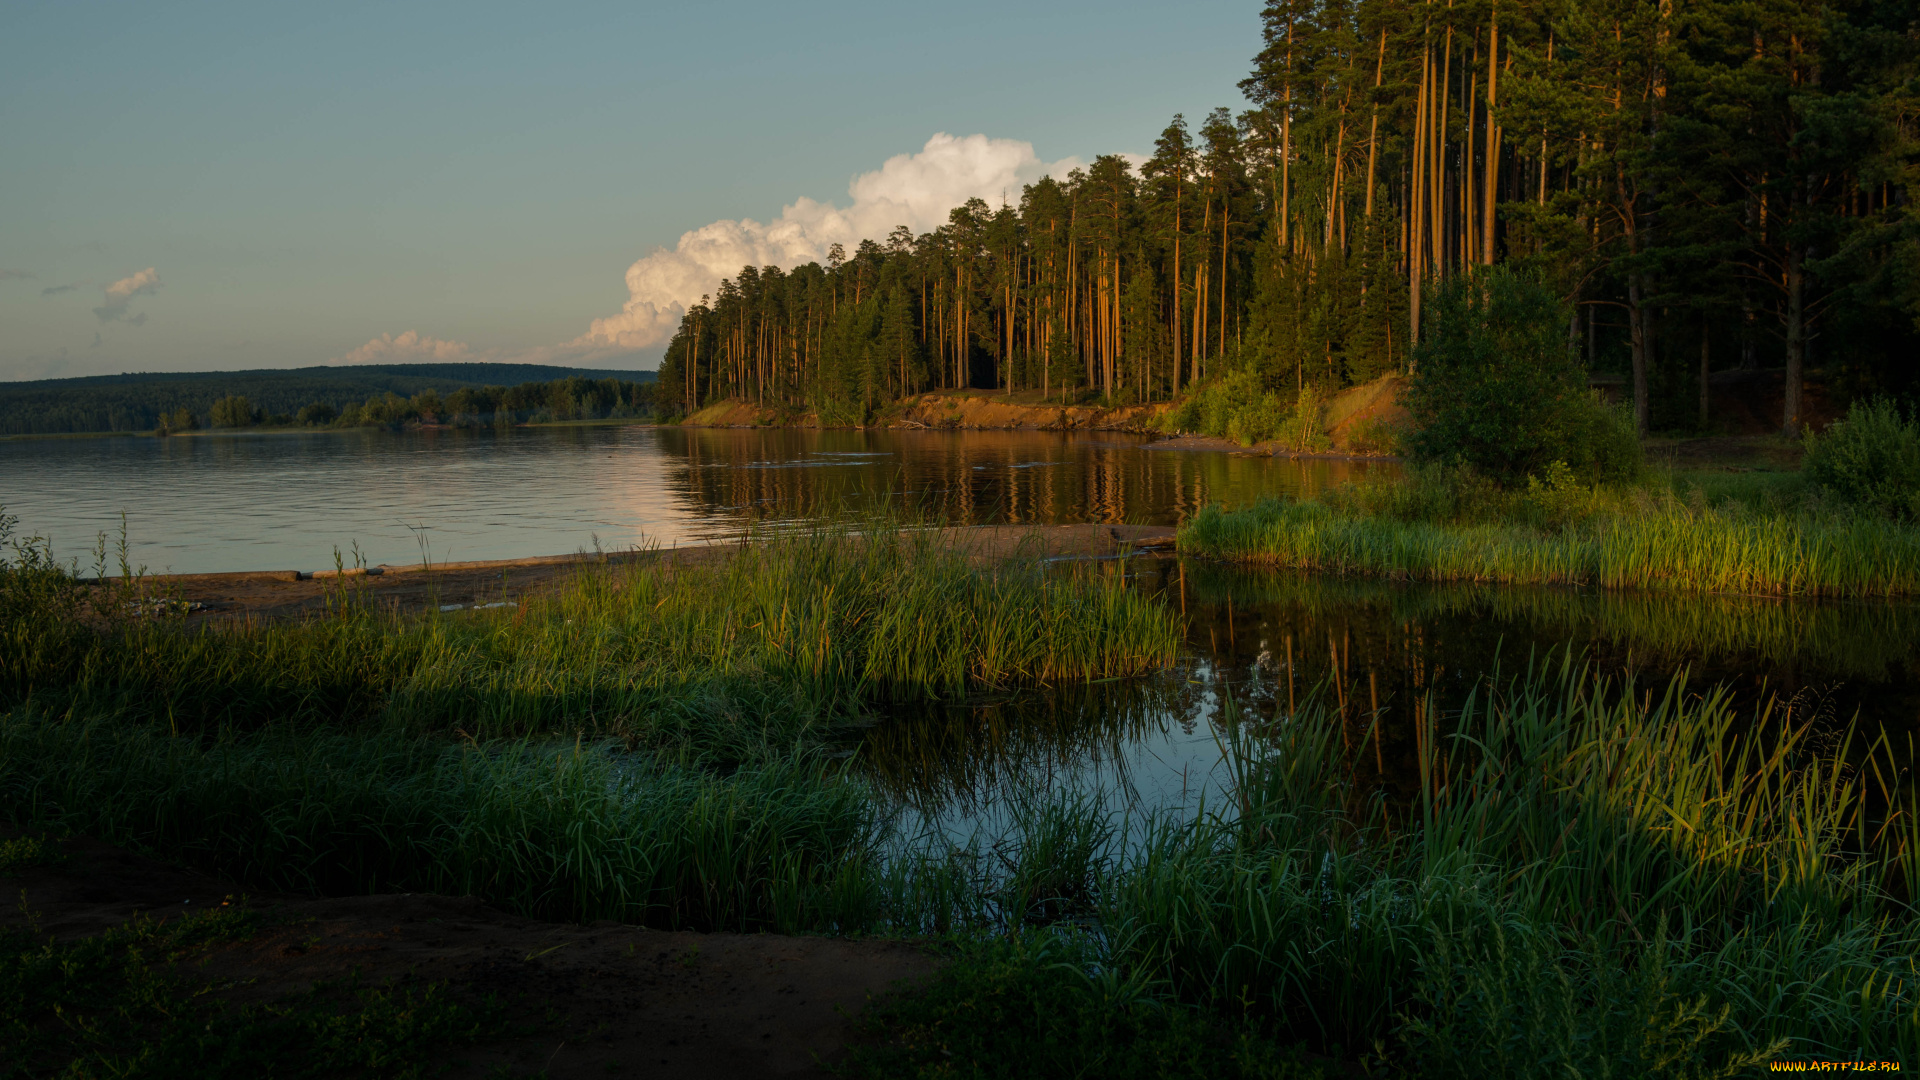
1 425 1373 574
5 425 1917 831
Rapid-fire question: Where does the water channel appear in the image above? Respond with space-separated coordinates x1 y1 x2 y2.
6 424 1917 834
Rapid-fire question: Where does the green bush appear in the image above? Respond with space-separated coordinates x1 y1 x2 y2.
1164 369 1331 452
1803 397 1920 518
1404 268 1641 485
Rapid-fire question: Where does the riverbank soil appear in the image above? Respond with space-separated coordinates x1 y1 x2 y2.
3 827 940 1078
107 523 1176 626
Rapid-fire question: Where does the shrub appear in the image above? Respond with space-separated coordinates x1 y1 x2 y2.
1803 397 1920 518
1404 268 1641 485
1164 369 1331 452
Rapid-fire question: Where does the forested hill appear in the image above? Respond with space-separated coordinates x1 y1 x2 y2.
657 0 1916 437
0 364 656 436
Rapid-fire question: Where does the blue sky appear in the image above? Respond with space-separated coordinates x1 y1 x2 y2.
0 1 1257 380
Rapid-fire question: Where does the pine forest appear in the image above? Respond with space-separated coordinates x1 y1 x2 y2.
656 0 1917 437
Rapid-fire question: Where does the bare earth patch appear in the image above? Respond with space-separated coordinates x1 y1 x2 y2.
3 828 941 1078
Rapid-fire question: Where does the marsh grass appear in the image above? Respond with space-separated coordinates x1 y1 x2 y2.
1100 654 1920 1071
1180 478 1920 597
5 651 1918 1070
0 710 883 931
3 522 1181 756
5 509 1917 1070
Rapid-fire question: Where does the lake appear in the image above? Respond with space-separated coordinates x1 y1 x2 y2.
1 425 1375 575
5 424 1917 830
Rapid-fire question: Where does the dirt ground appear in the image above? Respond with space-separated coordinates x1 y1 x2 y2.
4 828 942 1078
103 523 1178 626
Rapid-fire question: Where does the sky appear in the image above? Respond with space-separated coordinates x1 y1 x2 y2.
0 1 1258 381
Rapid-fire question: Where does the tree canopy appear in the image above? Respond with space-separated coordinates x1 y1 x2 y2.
656 0 1915 435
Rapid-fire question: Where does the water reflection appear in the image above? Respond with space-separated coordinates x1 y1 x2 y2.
856 678 1198 816
658 426 1375 533
11 426 1913 830
3 426 1380 574
859 558 1920 822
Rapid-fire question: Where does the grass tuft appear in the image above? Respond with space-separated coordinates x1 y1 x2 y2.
1180 476 1920 597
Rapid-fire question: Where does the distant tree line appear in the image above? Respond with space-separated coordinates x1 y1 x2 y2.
158 377 654 434
0 364 657 436
657 0 1916 435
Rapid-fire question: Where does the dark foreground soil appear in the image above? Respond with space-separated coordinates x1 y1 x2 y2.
3 829 942 1078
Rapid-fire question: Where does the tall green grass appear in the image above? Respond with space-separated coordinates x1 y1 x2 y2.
7 510 1917 1070
0 709 882 931
1101 655 1920 1071
3 523 1181 755
4 653 1915 1069
1180 492 1920 598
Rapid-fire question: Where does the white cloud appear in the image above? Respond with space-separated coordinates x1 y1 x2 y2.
94 267 160 322
575 133 1084 351
334 330 473 365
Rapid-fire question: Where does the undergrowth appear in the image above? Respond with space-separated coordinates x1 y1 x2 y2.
1161 369 1331 451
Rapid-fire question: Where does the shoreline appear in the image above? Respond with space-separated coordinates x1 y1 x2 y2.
0 417 662 442
4 414 1404 465
100 523 1179 624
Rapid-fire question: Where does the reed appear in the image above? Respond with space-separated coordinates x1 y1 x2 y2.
4 654 1914 1069
1179 493 1920 598
0 706 885 932
1102 654 1920 1070
2 523 1181 756
7 510 1914 1069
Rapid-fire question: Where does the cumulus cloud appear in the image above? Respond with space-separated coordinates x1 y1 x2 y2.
41 281 84 297
94 267 160 322
334 330 473 366
575 133 1083 352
